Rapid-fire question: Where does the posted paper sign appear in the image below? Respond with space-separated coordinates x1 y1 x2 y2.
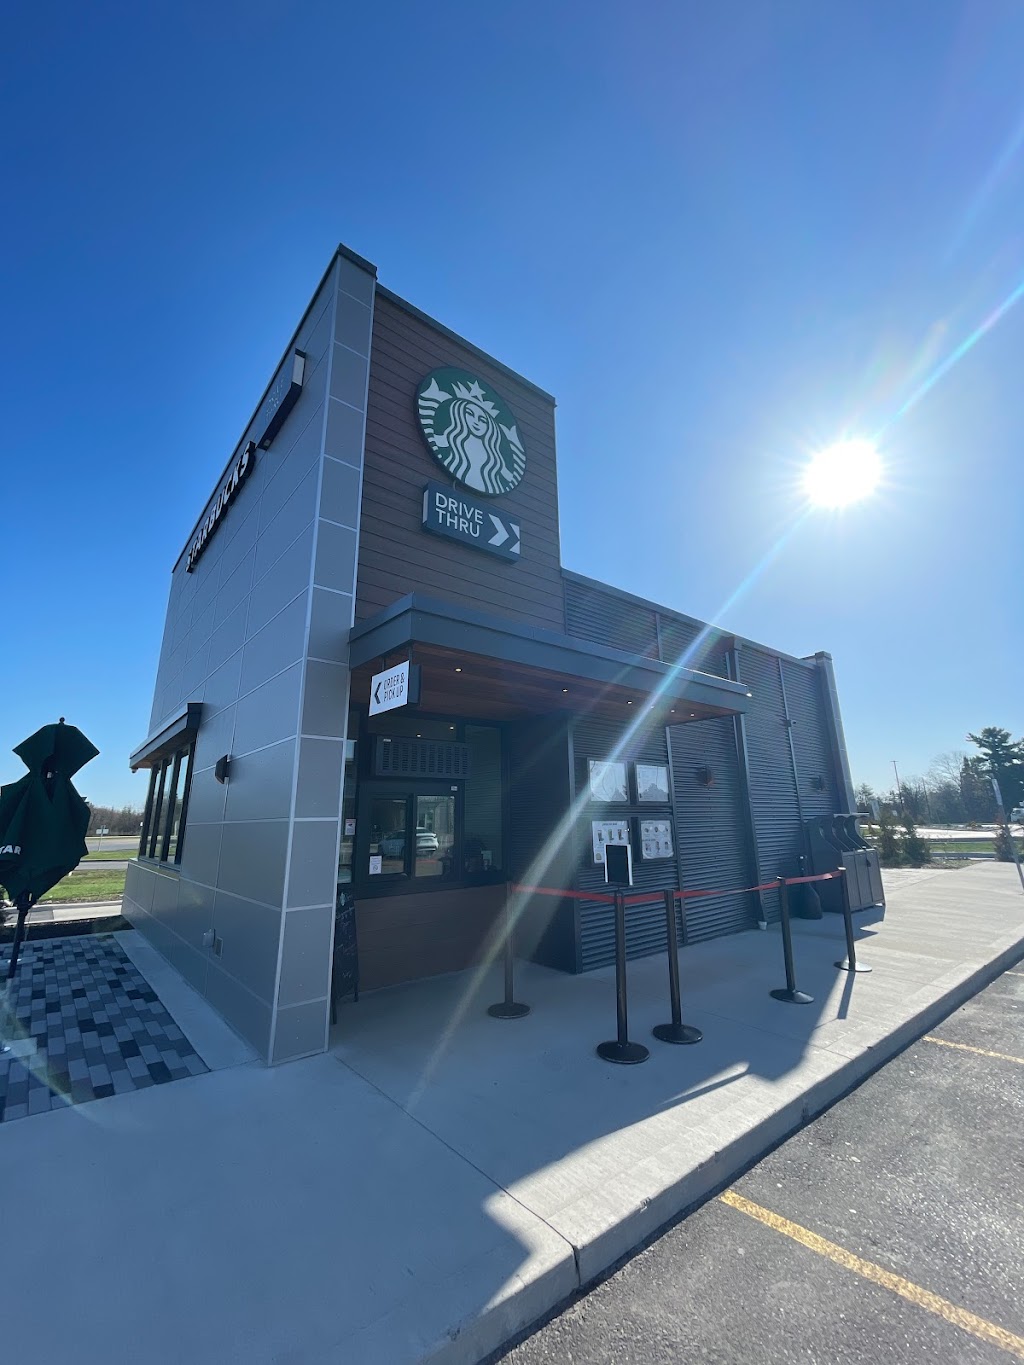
368 855 383 875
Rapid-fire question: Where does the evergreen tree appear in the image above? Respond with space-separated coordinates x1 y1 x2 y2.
900 812 930 866
967 727 1024 812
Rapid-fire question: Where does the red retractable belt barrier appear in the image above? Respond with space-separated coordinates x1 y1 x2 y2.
510 869 842 907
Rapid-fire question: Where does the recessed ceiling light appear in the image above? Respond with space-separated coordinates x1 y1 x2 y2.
449 725 455 730
670 708 676 714
626 699 633 705
690 713 696 718
416 734 422 738
561 687 568 693
454 666 462 673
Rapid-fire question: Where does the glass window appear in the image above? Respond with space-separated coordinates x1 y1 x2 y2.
148 760 170 859
165 744 195 863
369 795 407 876
414 794 455 879
464 725 503 876
337 738 358 885
139 741 195 865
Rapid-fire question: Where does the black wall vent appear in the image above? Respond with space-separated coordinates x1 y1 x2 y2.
374 737 472 779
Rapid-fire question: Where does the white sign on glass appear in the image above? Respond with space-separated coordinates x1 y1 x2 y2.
639 819 674 861
368 855 383 875
588 760 628 803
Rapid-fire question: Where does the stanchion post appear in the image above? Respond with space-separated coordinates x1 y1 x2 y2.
770 875 814 1005
835 867 871 973
597 890 649 1064
487 884 531 1019
653 890 702 1044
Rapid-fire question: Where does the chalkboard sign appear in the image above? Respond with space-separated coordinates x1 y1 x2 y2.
330 891 359 1022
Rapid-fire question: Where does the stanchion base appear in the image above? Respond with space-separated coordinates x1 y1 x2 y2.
487 1002 531 1019
770 987 815 1004
596 1040 650 1064
653 1022 703 1045
835 959 871 973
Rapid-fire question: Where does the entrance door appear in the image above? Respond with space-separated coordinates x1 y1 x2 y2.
360 781 460 887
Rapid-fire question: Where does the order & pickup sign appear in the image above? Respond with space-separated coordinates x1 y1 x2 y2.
369 660 421 716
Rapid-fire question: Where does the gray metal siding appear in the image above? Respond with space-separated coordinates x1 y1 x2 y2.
782 658 839 819
507 717 576 970
572 713 678 971
563 576 731 679
564 579 659 659
740 647 803 923
668 717 758 942
658 616 731 679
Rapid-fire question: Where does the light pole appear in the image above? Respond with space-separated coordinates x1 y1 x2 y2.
892 759 905 813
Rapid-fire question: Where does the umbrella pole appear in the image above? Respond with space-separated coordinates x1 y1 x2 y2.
5 891 31 981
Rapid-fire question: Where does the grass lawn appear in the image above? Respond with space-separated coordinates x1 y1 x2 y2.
84 848 137 861
38 868 126 904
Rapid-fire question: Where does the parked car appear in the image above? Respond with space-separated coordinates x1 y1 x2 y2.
380 830 440 858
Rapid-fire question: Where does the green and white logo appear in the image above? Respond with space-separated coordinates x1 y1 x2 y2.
416 368 526 496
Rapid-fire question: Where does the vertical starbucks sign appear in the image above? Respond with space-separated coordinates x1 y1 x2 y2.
416 368 526 562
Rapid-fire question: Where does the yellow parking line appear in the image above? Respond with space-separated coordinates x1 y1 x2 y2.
720 1190 1024 1359
922 1036 1024 1066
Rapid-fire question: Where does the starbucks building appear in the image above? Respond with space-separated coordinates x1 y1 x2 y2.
125 244 860 1065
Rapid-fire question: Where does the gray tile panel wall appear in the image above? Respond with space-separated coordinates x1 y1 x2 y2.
261 256 376 1064
125 250 376 1063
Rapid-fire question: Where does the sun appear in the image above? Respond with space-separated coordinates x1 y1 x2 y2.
803 439 882 508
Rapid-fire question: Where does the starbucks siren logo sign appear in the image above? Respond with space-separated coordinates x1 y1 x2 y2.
416 368 526 496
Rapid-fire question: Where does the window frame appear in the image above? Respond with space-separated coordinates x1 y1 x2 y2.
137 740 196 868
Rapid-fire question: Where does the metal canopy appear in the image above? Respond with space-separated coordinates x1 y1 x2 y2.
348 595 750 722
129 702 203 772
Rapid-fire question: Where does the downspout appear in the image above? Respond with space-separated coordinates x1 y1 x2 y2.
727 642 767 929
812 651 857 812
777 657 805 823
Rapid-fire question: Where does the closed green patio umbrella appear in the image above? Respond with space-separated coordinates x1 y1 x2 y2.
0 718 99 981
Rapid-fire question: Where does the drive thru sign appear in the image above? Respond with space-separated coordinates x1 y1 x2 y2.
369 660 419 716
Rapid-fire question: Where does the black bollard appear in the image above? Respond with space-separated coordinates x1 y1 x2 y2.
487 885 531 1018
597 890 649 1064
835 868 871 974
770 875 814 1004
653 890 702 1044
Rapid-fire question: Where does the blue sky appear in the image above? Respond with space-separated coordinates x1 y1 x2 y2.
3 1 1022 807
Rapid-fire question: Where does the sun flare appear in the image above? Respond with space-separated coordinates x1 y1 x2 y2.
803 439 882 508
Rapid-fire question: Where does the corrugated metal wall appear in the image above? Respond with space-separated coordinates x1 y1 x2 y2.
571 713 679 971
564 578 659 658
739 647 803 922
563 574 731 679
507 716 576 969
658 616 731 679
668 716 759 942
781 659 839 820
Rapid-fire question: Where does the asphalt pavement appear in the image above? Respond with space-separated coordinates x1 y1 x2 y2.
498 963 1024 1365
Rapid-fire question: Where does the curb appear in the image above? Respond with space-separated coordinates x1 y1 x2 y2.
473 929 1024 1365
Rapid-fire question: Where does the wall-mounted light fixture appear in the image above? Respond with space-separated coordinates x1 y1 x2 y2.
811 775 825 790
214 754 231 784
697 765 715 787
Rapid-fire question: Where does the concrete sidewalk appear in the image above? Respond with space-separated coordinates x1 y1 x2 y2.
0 863 1020 1365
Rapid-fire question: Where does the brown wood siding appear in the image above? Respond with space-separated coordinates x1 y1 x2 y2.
355 884 504 992
357 294 565 630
